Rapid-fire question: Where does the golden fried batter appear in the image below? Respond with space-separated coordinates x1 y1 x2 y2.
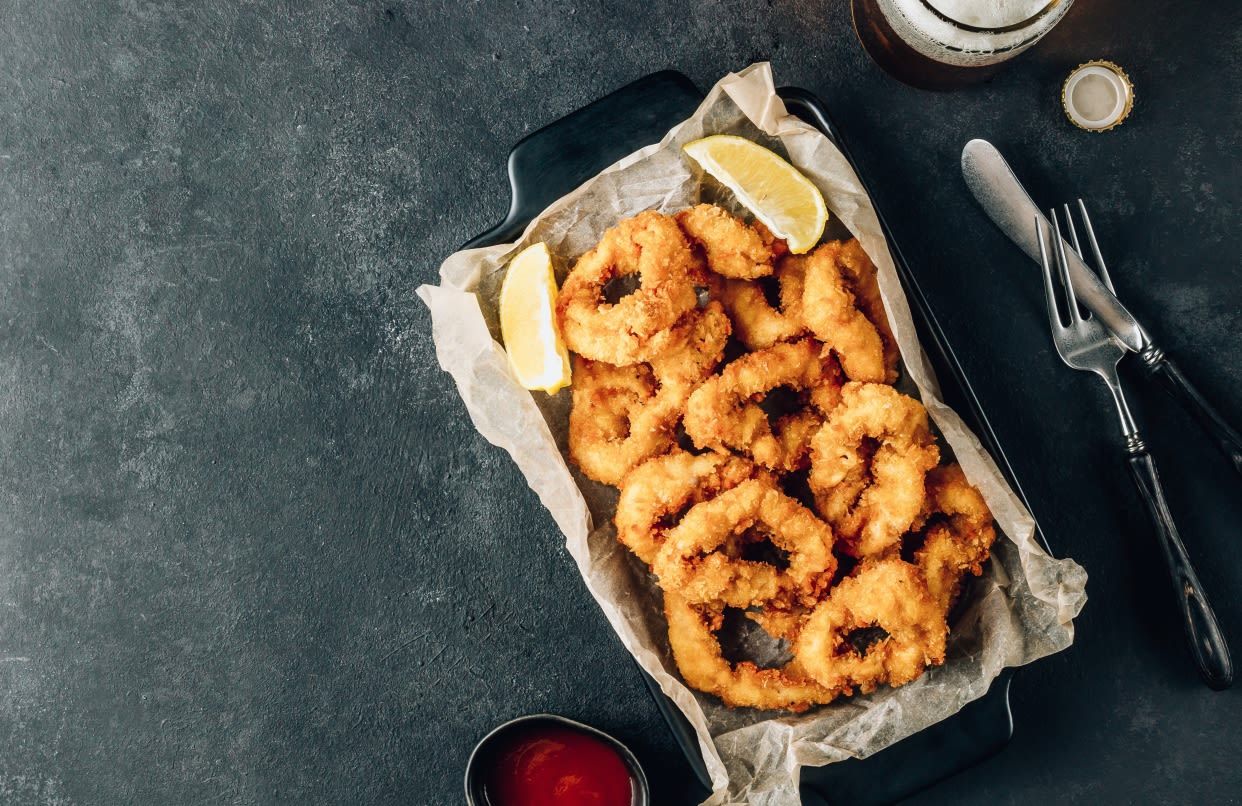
557 211 701 365
795 559 947 694
834 238 900 382
683 338 843 472
809 382 939 556
802 241 890 383
676 203 776 279
567 301 729 486
653 477 836 609
646 301 731 398
717 252 809 350
615 450 761 566
914 464 997 612
665 591 839 712
567 358 680 486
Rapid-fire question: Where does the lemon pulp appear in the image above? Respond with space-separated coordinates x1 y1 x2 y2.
498 242 572 393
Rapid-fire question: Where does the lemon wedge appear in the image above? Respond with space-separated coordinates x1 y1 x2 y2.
683 135 828 254
499 242 572 393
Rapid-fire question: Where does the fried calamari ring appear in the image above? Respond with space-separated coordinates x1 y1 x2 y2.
652 477 837 609
557 211 701 365
834 238 900 382
614 450 761 566
646 300 731 398
913 464 997 612
794 559 947 694
717 252 808 350
809 382 939 557
801 241 890 383
567 358 680 487
665 590 839 712
567 300 730 487
675 204 776 279
683 338 844 472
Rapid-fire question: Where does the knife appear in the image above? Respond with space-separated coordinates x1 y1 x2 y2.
962 139 1242 476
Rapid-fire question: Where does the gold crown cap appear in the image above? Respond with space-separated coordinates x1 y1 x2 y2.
1062 60 1134 132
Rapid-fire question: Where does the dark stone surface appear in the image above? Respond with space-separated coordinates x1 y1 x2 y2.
1 1 1240 804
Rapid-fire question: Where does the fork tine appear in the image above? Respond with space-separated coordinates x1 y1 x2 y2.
1060 204 1091 319
1076 198 1116 293
1035 217 1066 334
1061 204 1083 257
1049 209 1083 324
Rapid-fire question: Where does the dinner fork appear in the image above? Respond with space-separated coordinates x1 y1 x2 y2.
1036 208 1233 690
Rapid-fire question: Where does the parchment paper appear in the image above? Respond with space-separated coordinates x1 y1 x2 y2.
416 64 1087 805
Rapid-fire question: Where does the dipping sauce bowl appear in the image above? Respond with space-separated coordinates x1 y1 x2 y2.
464 714 650 806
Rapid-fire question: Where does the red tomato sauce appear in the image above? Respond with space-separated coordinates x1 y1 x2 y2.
481 723 635 806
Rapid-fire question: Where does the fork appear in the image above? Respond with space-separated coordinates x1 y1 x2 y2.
1036 207 1233 690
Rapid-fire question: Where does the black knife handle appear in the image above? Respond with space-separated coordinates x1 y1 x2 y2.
1141 347 1242 476
1126 438 1233 689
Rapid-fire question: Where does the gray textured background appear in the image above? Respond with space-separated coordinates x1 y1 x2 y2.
2 1 1241 804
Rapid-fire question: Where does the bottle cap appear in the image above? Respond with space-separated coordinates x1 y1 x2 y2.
1062 61 1133 132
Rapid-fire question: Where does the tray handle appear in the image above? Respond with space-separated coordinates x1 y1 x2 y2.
461 70 702 250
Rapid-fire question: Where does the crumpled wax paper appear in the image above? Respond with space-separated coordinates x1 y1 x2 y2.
416 64 1087 806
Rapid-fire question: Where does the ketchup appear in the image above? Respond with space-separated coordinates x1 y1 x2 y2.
481 723 634 806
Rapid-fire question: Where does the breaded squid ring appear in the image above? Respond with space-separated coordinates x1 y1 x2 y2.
567 358 680 487
652 477 837 609
794 559 948 694
809 382 939 557
614 450 761 566
717 252 808 350
665 590 839 712
913 464 997 612
675 204 776 279
834 238 900 382
567 303 730 487
683 338 844 472
801 241 890 383
557 211 701 365
646 300 732 398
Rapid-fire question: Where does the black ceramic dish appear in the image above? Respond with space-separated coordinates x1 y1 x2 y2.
464 713 651 806
461 71 1054 805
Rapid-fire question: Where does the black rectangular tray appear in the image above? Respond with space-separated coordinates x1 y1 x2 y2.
462 70 1051 805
